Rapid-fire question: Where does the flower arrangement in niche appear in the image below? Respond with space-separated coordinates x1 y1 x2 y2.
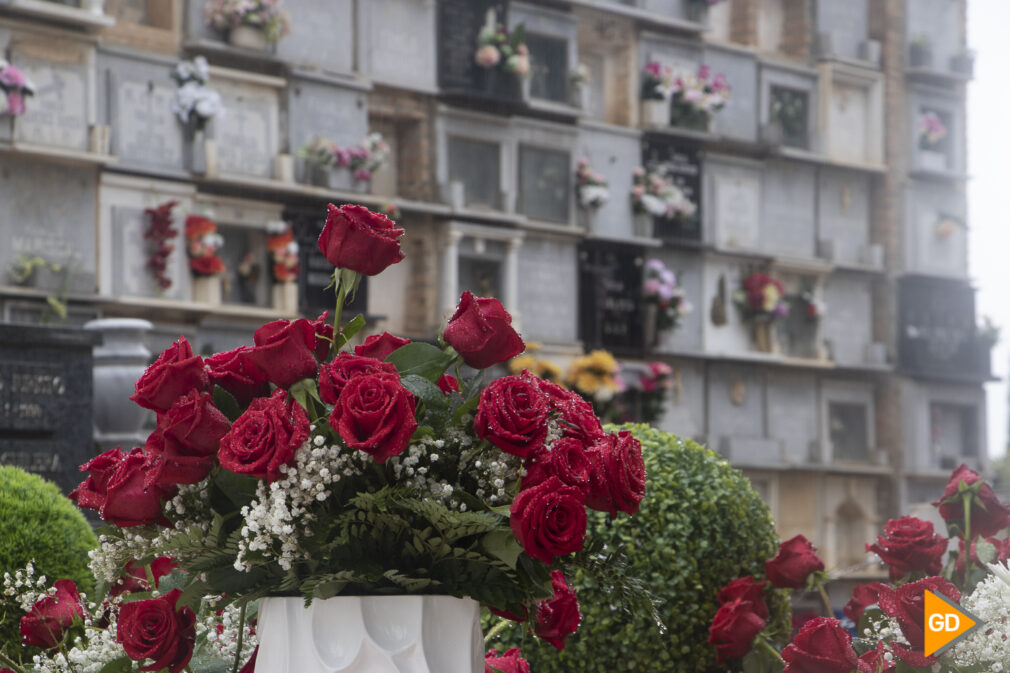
204 0 291 43
918 110 948 150
184 214 225 276
144 200 179 291
704 464 1010 673
297 136 351 170
474 11 530 78
769 87 808 147
574 159 610 209
615 362 675 425
733 272 787 324
266 221 299 284
798 289 824 321
640 61 671 101
171 56 225 132
348 132 390 184
0 59 35 117
630 167 697 222
642 258 692 333
668 65 730 130
41 202 650 672
379 202 401 221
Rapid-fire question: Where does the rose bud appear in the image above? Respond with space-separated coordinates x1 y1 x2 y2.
117 589 197 673
843 581 886 624
218 390 310 482
437 374 460 395
765 535 825 589
780 617 859 673
866 516 947 581
317 203 405 276
20 580 84 648
310 311 335 361
112 557 178 597
443 291 524 370
510 476 587 564
932 464 1010 538
717 577 768 620
534 571 581 650
354 332 411 361
247 319 319 389
706 597 766 664
130 336 208 412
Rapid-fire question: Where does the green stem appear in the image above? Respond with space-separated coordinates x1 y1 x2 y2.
331 269 348 358
816 582 834 618
484 618 511 644
0 650 26 673
963 491 973 544
754 636 784 663
232 602 248 673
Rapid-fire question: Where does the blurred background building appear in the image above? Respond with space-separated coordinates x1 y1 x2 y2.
0 0 988 591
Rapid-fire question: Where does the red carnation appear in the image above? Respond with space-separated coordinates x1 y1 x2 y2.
317 203 405 276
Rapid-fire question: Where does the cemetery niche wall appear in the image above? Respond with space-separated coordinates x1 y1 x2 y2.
577 240 646 356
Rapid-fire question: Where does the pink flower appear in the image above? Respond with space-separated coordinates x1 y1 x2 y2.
475 44 501 68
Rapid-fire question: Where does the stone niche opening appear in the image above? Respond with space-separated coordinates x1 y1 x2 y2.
575 9 636 126
103 0 181 52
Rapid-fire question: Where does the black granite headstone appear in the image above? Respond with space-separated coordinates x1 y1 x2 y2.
898 276 987 381
578 241 645 355
0 324 100 494
286 209 368 319
438 0 519 103
643 136 703 242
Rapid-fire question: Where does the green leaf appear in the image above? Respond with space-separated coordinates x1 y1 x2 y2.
451 395 480 425
336 314 366 348
212 385 243 422
212 469 260 510
386 342 456 382
176 579 212 611
976 538 997 565
482 530 523 569
46 295 67 319
401 374 450 410
97 657 133 673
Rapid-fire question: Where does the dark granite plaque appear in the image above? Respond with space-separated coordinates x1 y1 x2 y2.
0 325 100 494
286 209 368 318
643 137 703 241
438 0 519 103
578 241 645 354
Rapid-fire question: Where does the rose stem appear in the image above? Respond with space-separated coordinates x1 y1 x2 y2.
816 581 834 618
231 601 248 673
484 618 511 644
331 268 347 358
0 651 25 673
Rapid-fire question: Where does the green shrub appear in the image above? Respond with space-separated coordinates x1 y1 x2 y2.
0 466 97 655
494 425 789 673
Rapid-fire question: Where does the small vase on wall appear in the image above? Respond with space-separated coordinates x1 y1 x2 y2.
641 99 669 127
751 321 776 353
229 25 269 51
192 275 222 305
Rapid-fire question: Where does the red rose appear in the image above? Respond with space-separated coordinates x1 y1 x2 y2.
717 577 768 620
206 346 269 405
443 291 524 369
239 647 258 673
522 439 590 496
474 376 549 459
932 464 1010 538
310 311 334 361
437 374 460 395
190 255 225 276
843 581 886 623
857 642 896 673
866 516 947 581
534 571 581 650
485 648 530 673
532 377 605 449
510 476 587 564
162 389 231 454
218 390 310 482
70 447 124 510
765 535 825 589
145 428 215 486
584 431 646 518
489 605 529 623
130 337 208 412
75 447 173 527
877 576 960 667
117 589 196 673
247 319 319 389
781 617 859 673
317 203 405 276
112 557 178 597
318 352 398 405
329 373 417 464
20 580 84 648
707 597 766 664
354 332 411 361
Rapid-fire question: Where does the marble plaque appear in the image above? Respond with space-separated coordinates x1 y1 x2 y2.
114 79 184 168
518 237 577 343
287 79 367 162
815 0 868 61
362 0 437 90
714 174 760 249
830 84 868 164
110 206 186 300
215 79 279 179
760 161 816 258
15 59 89 150
277 0 354 73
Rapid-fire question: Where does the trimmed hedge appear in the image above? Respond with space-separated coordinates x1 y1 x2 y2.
496 425 789 673
0 466 97 655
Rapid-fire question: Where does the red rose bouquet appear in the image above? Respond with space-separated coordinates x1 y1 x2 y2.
23 203 647 673
733 271 787 323
184 214 225 277
708 464 1010 673
266 224 299 283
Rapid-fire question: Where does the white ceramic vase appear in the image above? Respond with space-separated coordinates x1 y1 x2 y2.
255 595 483 673
192 275 222 305
272 282 298 314
641 99 669 127
230 25 269 51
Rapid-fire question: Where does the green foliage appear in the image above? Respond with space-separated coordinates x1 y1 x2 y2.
0 466 97 655
494 425 788 673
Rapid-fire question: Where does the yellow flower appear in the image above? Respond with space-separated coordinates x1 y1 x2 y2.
509 354 537 375
761 284 781 313
566 350 619 394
